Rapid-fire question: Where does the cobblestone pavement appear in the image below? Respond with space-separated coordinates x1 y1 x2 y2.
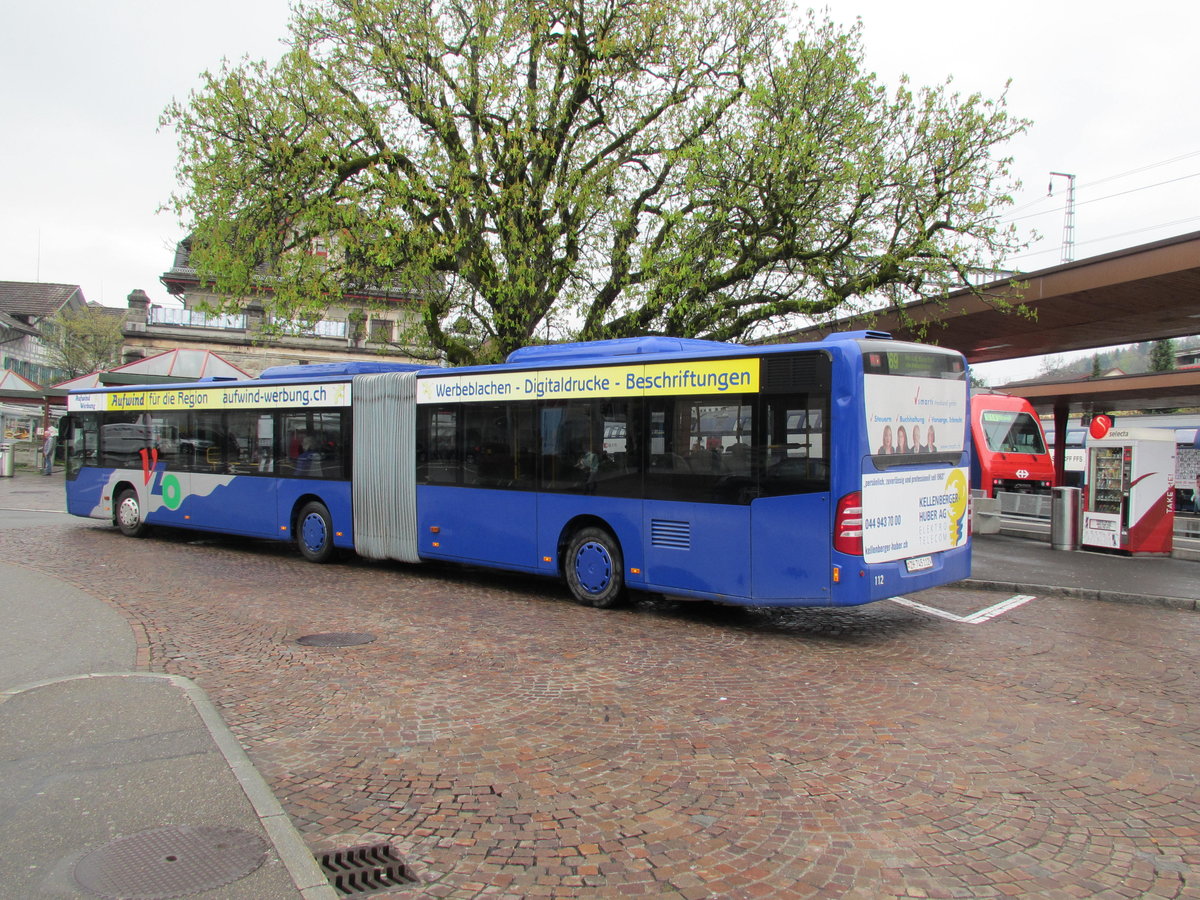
4 520 1199 899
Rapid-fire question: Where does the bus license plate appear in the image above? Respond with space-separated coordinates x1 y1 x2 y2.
905 555 933 573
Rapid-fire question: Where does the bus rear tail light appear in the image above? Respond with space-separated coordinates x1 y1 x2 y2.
834 491 863 556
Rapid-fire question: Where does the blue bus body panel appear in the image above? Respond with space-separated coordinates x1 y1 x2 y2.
535 494 644 579
829 540 972 606
164 474 353 546
750 494 832 602
145 469 193 529
67 466 354 549
641 500 751 599
66 467 114 519
277 479 355 548
190 475 279 536
417 485 539 570
149 471 278 536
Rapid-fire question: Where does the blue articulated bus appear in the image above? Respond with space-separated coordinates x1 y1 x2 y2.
63 331 971 608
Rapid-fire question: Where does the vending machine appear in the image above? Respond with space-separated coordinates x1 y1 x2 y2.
1082 424 1176 555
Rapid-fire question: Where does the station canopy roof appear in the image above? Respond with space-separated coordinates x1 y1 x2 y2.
50 348 251 394
0 368 46 402
780 230 1200 414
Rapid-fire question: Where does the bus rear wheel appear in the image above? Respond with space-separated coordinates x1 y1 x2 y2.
565 527 628 609
297 501 336 563
115 489 148 538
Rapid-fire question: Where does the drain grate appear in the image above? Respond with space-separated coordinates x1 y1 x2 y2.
73 825 267 899
319 842 416 897
295 632 377 647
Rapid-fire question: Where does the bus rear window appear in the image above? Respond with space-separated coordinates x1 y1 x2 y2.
980 410 1047 454
862 346 968 463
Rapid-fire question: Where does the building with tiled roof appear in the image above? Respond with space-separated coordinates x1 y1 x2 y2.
0 281 86 318
159 235 426 371
0 282 88 384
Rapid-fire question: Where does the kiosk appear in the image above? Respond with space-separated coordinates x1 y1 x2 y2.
1082 420 1176 555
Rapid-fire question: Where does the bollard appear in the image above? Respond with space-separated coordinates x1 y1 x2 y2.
971 488 1001 534
1050 486 1081 551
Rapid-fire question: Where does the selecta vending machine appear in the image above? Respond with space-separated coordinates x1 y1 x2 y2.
1082 417 1176 555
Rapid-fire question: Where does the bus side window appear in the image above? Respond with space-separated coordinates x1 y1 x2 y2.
541 403 594 490
759 394 829 496
645 397 755 504
417 407 460 484
463 403 534 489
226 410 273 474
540 400 639 495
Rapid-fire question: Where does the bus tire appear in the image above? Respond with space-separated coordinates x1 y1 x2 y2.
565 526 628 609
115 489 148 538
297 501 336 563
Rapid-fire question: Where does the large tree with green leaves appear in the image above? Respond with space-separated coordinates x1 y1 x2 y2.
40 305 126 378
164 0 1030 364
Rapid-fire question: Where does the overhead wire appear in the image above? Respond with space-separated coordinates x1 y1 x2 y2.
1005 171 1200 225
1007 215 1200 264
999 150 1200 262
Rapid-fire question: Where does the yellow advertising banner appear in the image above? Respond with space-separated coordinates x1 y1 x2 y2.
67 383 350 413
416 359 760 404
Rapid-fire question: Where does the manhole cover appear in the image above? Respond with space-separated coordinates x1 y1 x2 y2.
73 825 268 899
296 632 377 647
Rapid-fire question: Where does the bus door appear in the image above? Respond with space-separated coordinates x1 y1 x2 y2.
417 401 539 570
750 402 832 602
642 398 753 599
219 410 282 536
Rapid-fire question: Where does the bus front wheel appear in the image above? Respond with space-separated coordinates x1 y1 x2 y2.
565 527 628 609
297 501 336 563
115 489 148 538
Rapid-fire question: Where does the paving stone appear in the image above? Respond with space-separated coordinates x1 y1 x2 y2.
4 522 1200 899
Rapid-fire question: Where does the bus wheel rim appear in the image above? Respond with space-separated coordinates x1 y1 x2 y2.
119 498 139 528
301 513 327 552
575 541 612 594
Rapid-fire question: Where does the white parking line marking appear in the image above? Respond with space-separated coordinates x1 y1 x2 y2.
887 594 1036 624
962 594 1037 623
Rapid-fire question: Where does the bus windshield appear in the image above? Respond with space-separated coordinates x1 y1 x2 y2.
980 410 1047 454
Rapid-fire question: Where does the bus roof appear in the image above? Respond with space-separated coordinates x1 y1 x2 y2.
69 330 965 396
506 336 731 365
494 330 902 370
257 361 428 381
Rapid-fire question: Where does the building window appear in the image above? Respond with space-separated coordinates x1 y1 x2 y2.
370 319 394 344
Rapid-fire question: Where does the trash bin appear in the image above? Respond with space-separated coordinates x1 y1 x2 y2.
0 443 13 477
1050 486 1081 551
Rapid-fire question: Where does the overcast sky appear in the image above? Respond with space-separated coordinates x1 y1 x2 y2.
2 1 1197 382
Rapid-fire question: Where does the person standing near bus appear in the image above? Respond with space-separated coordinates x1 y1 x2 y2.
41 422 58 475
